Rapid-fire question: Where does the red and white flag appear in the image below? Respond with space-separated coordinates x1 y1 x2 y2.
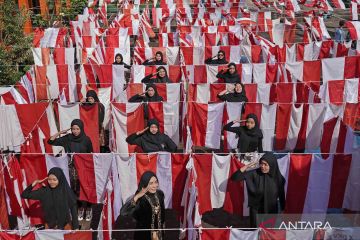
73 153 114 204
35 230 92 240
111 103 146 154
187 102 225 149
346 21 360 40
200 228 259 240
192 154 245 216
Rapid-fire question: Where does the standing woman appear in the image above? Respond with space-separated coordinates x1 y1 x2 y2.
141 66 172 84
223 113 263 154
120 171 165 240
231 152 286 227
126 119 177 153
216 63 240 84
47 119 93 222
21 167 79 230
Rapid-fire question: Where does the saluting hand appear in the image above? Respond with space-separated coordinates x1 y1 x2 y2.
31 177 48 187
136 127 149 135
134 186 148 203
60 128 71 134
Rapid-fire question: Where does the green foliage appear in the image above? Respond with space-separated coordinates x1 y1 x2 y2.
0 0 33 85
30 0 88 28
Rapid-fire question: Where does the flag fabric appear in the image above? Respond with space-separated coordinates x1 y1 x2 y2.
187 102 225 149
73 153 114 204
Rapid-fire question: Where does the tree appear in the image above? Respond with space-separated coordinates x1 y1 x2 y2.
31 0 88 28
0 0 33 85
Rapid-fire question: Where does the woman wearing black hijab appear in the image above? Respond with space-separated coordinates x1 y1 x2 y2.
142 51 167 66
205 50 228 65
120 171 165 240
48 119 93 153
218 82 248 102
113 53 131 69
126 119 177 153
141 66 172 84
223 113 263 153
129 84 164 103
231 152 286 227
48 119 93 223
21 167 79 230
216 62 241 84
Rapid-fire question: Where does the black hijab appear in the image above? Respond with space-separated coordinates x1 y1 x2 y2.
67 119 93 153
85 90 105 127
222 62 240 83
237 114 263 152
233 83 247 99
113 53 124 65
216 50 228 64
154 51 166 65
156 66 171 83
137 171 158 194
145 84 163 102
243 114 263 138
68 119 86 143
141 119 164 151
255 153 285 213
43 167 77 229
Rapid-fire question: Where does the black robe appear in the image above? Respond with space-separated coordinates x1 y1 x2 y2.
126 131 177 153
120 190 165 240
21 168 79 229
231 153 286 227
141 74 172 84
205 58 228 65
218 92 248 102
223 122 263 153
216 71 241 84
47 134 93 153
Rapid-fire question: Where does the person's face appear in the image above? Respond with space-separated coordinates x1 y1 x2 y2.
149 124 158 134
260 160 270 174
48 174 59 188
158 68 166 78
228 65 236 74
87 96 95 103
71 125 81 136
218 52 224 59
147 87 155 97
147 176 159 193
155 53 162 61
246 118 256 130
234 84 243 93
115 55 122 63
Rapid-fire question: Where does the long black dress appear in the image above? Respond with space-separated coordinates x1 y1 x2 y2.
231 152 286 227
120 171 166 240
21 167 79 229
223 114 263 153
